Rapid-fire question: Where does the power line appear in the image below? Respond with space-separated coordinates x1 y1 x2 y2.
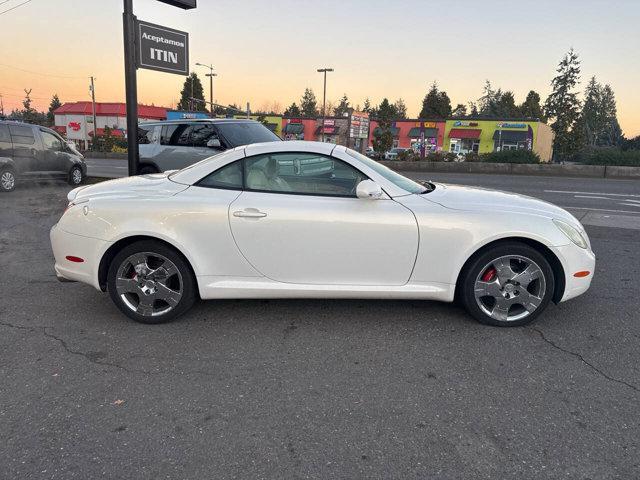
0 0 32 16
0 62 85 79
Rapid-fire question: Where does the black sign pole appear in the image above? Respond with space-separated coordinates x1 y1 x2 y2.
123 0 139 176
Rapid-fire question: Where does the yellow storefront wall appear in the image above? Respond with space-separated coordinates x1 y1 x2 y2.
443 120 553 162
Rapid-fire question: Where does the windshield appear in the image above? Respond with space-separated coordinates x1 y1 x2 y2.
216 122 281 146
345 148 427 194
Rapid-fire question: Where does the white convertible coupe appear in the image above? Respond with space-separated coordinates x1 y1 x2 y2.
51 141 595 327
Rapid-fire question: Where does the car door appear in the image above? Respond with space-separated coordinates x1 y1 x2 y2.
38 128 67 172
228 151 419 286
8 124 39 174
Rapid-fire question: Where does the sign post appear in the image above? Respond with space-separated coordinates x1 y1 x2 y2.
122 0 195 176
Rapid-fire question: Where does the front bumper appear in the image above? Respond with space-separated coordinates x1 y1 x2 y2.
50 223 109 291
552 243 596 302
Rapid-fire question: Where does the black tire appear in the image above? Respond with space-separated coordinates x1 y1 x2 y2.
459 241 555 327
68 165 84 186
107 240 197 324
0 168 16 192
138 165 159 175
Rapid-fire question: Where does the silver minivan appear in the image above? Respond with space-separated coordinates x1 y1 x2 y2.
137 118 281 174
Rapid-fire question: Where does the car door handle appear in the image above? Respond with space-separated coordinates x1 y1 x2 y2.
233 209 267 218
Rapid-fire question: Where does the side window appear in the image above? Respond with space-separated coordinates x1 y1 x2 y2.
161 123 193 146
244 152 366 197
0 125 10 143
197 160 242 190
138 125 158 144
9 125 35 145
40 130 63 151
190 124 219 147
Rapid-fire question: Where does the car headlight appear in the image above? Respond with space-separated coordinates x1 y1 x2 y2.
553 219 588 249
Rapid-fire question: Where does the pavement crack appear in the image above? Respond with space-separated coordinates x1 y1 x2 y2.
529 327 639 393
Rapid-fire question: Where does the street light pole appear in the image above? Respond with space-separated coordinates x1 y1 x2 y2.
317 68 333 142
90 76 97 151
196 63 217 118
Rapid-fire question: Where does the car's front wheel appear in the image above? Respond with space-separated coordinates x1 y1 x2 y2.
68 165 84 186
107 240 197 324
460 242 555 327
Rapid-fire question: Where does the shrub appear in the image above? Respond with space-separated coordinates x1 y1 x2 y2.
397 150 419 161
480 149 540 164
575 147 640 166
425 151 447 162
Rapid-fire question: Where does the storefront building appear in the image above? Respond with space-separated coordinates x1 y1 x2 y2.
444 119 554 161
54 102 167 149
368 119 446 151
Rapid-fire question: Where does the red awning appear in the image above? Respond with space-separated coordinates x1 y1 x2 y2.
88 128 125 137
449 128 481 139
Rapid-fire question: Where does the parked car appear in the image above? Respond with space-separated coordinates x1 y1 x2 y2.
137 118 281 174
384 147 408 160
364 146 376 158
51 141 595 327
0 121 86 192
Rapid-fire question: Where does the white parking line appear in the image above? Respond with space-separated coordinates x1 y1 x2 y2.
545 189 640 198
573 195 611 200
561 206 640 215
618 203 640 208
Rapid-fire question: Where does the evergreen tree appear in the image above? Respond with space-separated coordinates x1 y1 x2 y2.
451 104 467 117
419 82 451 118
468 102 479 116
519 90 545 120
178 73 207 112
599 84 622 146
333 94 350 117
579 78 622 147
300 88 318 117
283 102 301 116
478 80 504 117
362 97 372 113
496 91 520 117
47 94 61 126
373 98 396 154
544 48 583 160
394 98 407 119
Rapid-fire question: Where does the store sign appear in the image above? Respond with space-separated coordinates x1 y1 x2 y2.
453 121 479 127
136 20 189 75
417 121 436 128
323 119 335 126
498 122 527 129
68 122 81 131
349 111 370 139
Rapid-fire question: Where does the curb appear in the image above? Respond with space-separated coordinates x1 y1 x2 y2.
379 161 639 179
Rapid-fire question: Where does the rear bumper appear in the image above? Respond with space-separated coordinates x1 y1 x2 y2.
50 223 109 290
552 243 596 302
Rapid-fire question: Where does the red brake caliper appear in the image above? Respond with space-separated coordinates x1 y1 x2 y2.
481 267 497 282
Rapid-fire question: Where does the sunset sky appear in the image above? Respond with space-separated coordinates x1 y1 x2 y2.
1 0 639 136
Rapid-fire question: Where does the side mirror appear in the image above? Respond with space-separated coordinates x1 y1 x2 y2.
207 138 221 148
356 180 383 200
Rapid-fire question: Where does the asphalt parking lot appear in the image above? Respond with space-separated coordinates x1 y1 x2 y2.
1 175 639 479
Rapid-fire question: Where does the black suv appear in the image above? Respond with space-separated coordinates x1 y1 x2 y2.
0 121 87 192
137 118 281 173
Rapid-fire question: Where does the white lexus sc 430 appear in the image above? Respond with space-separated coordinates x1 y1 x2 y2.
51 141 595 327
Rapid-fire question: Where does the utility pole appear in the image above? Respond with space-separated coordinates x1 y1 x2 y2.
316 67 333 142
123 0 139 176
90 76 97 151
246 102 250 119
0 94 4 117
196 63 216 118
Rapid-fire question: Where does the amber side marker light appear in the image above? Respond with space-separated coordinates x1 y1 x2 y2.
65 256 84 263
573 271 590 278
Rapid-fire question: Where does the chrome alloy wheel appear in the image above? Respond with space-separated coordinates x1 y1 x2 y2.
71 168 83 184
1 171 15 190
474 255 546 322
115 252 183 317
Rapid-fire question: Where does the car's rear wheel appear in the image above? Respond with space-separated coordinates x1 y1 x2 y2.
1 168 16 192
68 165 83 186
460 242 555 327
138 165 159 175
107 240 196 324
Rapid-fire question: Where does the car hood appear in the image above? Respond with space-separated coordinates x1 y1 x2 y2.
67 173 188 202
424 183 580 225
